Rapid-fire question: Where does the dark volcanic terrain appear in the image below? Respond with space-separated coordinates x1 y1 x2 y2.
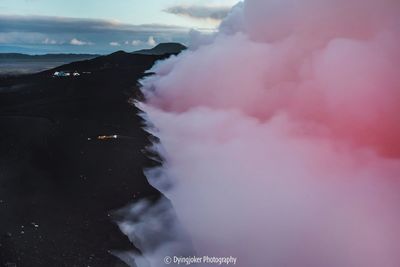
0 51 170 266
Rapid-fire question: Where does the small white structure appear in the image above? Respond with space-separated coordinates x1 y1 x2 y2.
53 71 71 77
53 71 86 78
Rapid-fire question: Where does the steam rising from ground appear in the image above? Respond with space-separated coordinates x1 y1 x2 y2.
119 0 400 266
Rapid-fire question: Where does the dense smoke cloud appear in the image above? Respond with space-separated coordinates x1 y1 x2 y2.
119 0 400 266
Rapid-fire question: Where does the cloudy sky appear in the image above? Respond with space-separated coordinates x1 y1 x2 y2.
0 0 239 54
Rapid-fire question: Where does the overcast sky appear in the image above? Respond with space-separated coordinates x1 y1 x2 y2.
0 0 239 54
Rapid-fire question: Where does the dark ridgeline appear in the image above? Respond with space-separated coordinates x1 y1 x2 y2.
0 46 183 267
133 43 187 55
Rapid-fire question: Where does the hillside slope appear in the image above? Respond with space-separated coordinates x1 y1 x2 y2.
0 51 167 267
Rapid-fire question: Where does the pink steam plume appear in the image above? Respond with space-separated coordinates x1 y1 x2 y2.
117 0 400 266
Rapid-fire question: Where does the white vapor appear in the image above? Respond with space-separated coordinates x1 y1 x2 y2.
70 38 93 46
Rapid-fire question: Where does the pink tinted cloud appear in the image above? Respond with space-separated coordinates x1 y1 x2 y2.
120 0 400 266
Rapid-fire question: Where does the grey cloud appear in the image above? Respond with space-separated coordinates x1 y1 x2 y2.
164 5 231 20
0 14 187 34
0 15 190 54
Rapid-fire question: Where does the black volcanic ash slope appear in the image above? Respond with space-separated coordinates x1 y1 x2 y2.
0 51 170 267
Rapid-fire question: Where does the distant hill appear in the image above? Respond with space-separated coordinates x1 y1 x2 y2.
0 53 99 62
0 53 100 75
133 43 187 55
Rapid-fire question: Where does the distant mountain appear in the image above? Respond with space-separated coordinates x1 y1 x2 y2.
0 53 100 75
0 53 99 62
133 43 187 56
